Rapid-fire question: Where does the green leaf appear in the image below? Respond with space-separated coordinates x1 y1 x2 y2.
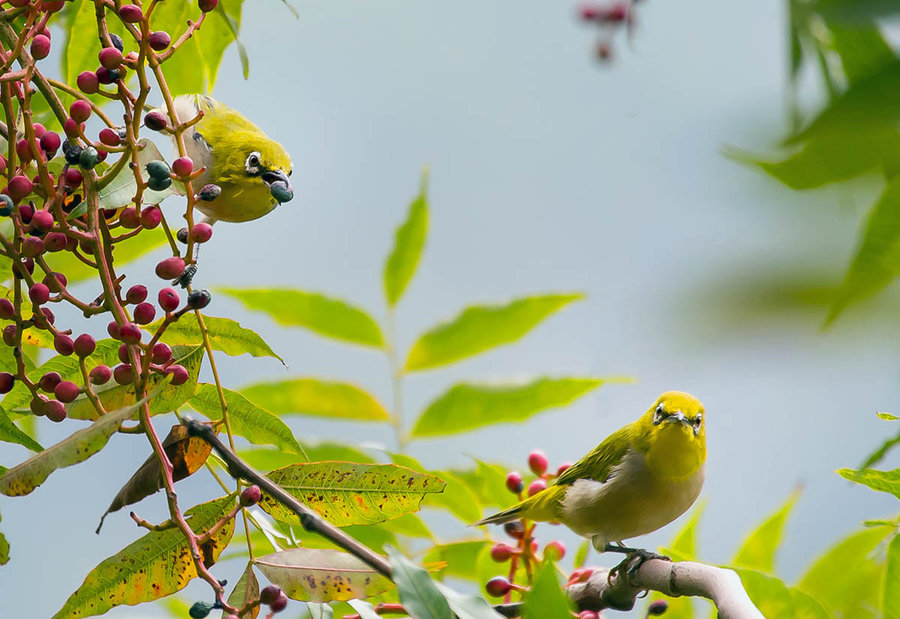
347 600 380 619
149 314 283 363
241 378 390 422
45 226 168 285
837 467 900 498
878 412 900 421
411 376 609 437
798 525 892 618
260 462 445 527
0 406 42 452
63 3 125 88
53 495 235 618
240 442 375 472
735 569 831 619
405 293 584 371
861 427 900 469
209 1 249 83
434 582 504 619
885 534 900 619
225 562 260 619
219 288 384 348
254 548 393 603
660 503 704 563
732 489 800 573
387 546 453 619
0 510 8 565
189 384 302 455
384 171 428 306
65 346 203 421
452 460 515 509
0 387 159 497
97 139 180 209
423 540 490 581
386 454 483 522
521 560 573 619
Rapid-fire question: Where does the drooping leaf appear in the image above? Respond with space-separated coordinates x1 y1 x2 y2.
387 546 453 619
254 548 393 603
207 1 249 83
734 569 830 619
149 314 283 363
190 383 302 455
54 495 235 619
885 534 900 619
225 561 260 619
423 540 490 581
66 346 203 421
239 442 374 472
411 377 609 437
435 582 504 619
346 600 380 619
384 172 428 306
219 288 384 348
97 139 180 209
0 511 8 565
96 424 214 531
837 467 900 498
405 293 584 371
259 462 444 527
521 560 573 619
241 378 390 422
0 405 42 452
0 388 159 497
63 3 126 88
732 489 800 573
452 460 515 509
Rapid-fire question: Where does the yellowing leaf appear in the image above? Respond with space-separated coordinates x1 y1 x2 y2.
148 314 283 363
384 171 428 306
240 378 390 422
190 384 302 455
255 548 393 603
884 534 900 619
838 467 900 498
219 288 384 348
732 489 800 573
405 293 584 371
54 495 235 619
259 462 445 527
225 561 260 619
411 377 609 437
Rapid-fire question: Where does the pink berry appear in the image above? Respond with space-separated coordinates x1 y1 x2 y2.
485 576 511 597
35 307 55 329
31 209 54 232
90 364 111 385
76 71 99 94
32 124 46 139
125 284 148 304
172 156 193 177
98 47 123 70
578 611 599 619
40 131 60 155
527 479 547 497
54 333 74 356
15 139 32 163
45 399 66 422
240 485 261 506
8 175 33 202
107 320 120 339
490 544 515 562
133 302 156 325
28 283 49 305
528 450 548 476
63 118 82 138
69 100 91 123
30 34 50 60
544 540 566 561
118 4 143 22
167 364 189 386
54 381 79 403
64 167 83 187
151 342 172 364
74 333 96 357
189 222 213 243
119 207 140 229
0 372 14 394
113 363 134 385
198 0 218 12
148 30 171 51
118 343 130 364
505 471 524 494
557 462 573 476
0 299 13 320
99 127 121 147
155 256 185 280
43 272 67 291
22 236 45 258
17 204 34 224
38 371 61 392
260 586 282 605
118 322 141 345
140 205 161 229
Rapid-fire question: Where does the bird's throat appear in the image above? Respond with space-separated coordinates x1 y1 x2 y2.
645 428 705 480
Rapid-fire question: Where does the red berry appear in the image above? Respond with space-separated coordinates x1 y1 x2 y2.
74 333 96 357
64 167 83 187
143 110 167 131
41 1 65 13
151 342 172 364
44 231 67 251
485 576 511 597
157 287 180 312
0 299 13 320
0 372 14 394
40 131 60 155
69 100 91 123
43 272 67 291
30 34 50 60
17 204 34 224
15 138 32 163
38 371 61 392
118 343 130 364
31 209 54 232
167 364 189 386
118 4 143 22
133 302 156 325
118 322 142 345
2 324 16 346
45 399 66 422
32 124 46 139
118 207 140 229
54 333 74 356
113 363 134 385
557 462 573 476
240 485 261 506
7 0 28 7
95 66 117 85
63 118 82 138
35 307 55 329
504 521 525 539
90 364 111 385
270 592 288 613
22 237 45 258
96 149 108 163
107 320 120 339
578 611 600 619
155 256 185 280
490 544 515 562
189 222 213 243
125 284 148 304
172 156 193 177
76 71 99 94
527 479 547 497
54 381 79 403
28 283 49 305
544 540 566 561
99 127 121 147
8 175 33 202
260 585 282 605
148 30 171 51
98 47 123 70
140 205 162 229
528 450 548 476
30 395 47 416
198 0 218 12
505 471 524 494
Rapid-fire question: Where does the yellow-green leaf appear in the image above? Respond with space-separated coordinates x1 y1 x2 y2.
652 504 705 618
411 377 609 438
148 313 283 363
219 288 384 348
732 489 800 573
387 546 453 619
96 139 180 210
0 388 159 497
53 495 235 618
405 293 584 371
0 510 8 565
423 540 489 581
240 378 390 422
0 406 41 452
225 561 260 619
734 569 830 619
885 534 900 619
837 467 900 498
255 548 393 603
239 442 375 472
384 171 428 306
259 462 445 527
521 560 572 619
388 454 482 522
190 383 302 455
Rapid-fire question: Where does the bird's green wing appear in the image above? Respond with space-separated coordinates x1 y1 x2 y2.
554 423 634 486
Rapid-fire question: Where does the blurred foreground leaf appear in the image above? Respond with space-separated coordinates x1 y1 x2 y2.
384 171 428 306
732 489 800 573
387 546 453 619
241 378 390 422
521 560 572 619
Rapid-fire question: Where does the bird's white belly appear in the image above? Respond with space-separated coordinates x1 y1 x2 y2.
559 448 704 546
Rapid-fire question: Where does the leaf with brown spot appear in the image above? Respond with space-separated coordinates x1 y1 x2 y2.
54 495 236 619
223 561 259 619
96 424 214 532
259 462 445 527
254 548 393 602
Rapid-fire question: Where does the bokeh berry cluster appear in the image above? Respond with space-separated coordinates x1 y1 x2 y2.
577 1 642 61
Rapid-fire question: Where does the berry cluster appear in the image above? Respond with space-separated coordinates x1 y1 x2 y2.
577 1 642 61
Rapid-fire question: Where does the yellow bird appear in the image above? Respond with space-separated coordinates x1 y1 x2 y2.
475 391 706 554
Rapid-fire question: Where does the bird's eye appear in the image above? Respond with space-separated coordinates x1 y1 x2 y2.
245 152 261 175
692 414 703 433
653 404 664 425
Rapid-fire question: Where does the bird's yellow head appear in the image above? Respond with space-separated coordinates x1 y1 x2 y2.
634 391 706 479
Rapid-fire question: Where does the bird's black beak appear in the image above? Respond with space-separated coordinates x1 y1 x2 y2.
663 411 690 427
262 169 293 203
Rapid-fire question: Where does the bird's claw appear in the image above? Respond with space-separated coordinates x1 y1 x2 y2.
173 263 197 289
603 543 670 582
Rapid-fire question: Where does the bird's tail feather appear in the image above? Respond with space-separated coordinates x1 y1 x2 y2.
473 486 562 526
473 503 526 526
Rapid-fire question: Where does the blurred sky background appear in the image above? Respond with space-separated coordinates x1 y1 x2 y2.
4 0 900 616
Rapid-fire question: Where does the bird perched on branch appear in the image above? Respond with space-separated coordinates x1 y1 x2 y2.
475 391 706 557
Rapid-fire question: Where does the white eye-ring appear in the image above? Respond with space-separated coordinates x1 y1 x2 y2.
653 404 664 425
245 152 261 175
692 413 703 434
